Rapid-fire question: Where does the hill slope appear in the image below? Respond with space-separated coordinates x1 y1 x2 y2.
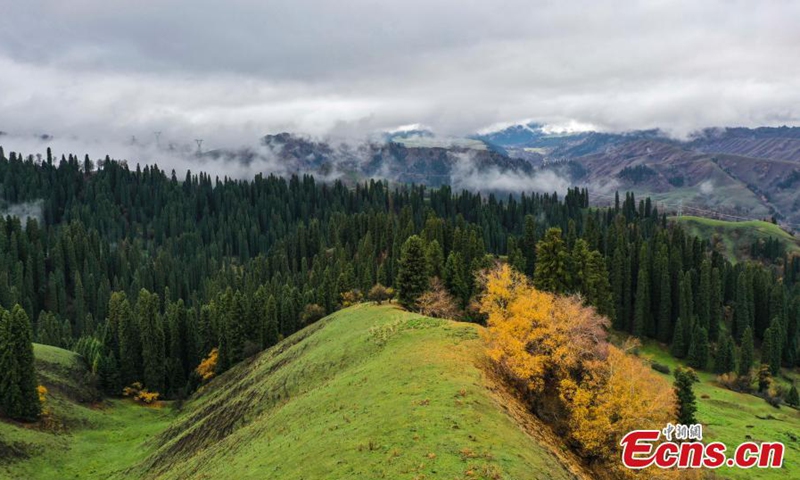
673 216 800 262
640 342 800 480
0 344 173 479
128 304 584 479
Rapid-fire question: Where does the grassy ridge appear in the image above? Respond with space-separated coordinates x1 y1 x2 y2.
130 304 581 479
2 306 583 480
640 342 800 479
672 215 800 261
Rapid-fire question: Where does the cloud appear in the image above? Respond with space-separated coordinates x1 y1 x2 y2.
0 134 292 180
699 180 714 195
450 151 572 194
1 1 799 148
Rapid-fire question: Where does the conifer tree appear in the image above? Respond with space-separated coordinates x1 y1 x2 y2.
671 317 687 358
113 292 139 386
696 259 711 331
787 384 799 407
687 325 709 370
734 273 752 341
0 306 40 421
632 260 651 338
533 228 571 294
673 366 699 424
713 333 736 374
425 240 444 278
657 269 672 342
709 268 722 341
137 289 165 393
396 235 430 309
263 295 280 349
761 319 782 376
738 327 754 377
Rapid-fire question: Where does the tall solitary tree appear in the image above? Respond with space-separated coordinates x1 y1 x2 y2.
396 236 430 309
673 366 699 424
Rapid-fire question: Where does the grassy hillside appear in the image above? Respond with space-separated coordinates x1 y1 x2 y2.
9 306 795 479
129 304 584 479
2 306 585 480
0 344 174 479
640 342 800 479
672 215 800 261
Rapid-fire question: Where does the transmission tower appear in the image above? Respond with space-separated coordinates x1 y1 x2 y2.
154 131 162 147
677 199 683 217
195 139 204 155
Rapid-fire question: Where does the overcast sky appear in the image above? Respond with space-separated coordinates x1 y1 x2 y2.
1 0 799 149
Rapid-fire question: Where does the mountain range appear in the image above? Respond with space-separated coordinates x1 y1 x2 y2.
221 125 800 228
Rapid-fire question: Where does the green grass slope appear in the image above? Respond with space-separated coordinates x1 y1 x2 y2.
0 344 174 479
128 304 584 480
640 342 800 479
672 215 800 261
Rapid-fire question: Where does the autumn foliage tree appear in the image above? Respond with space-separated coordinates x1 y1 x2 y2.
480 264 677 477
416 278 462 320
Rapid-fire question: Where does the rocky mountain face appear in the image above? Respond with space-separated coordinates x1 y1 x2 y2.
479 125 800 227
252 132 534 188
208 125 800 227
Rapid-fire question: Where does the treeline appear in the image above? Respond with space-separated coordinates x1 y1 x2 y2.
0 148 797 412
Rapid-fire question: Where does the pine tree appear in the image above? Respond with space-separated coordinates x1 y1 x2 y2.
657 269 672 342
787 384 799 407
113 292 140 387
396 236 430 309
632 259 651 338
671 317 687 358
696 259 711 331
425 240 444 278
263 295 280 349
673 366 699 424
137 289 165 393
0 306 40 421
738 327 755 377
713 333 736 374
709 268 722 341
734 273 752 341
585 250 614 318
761 318 782 376
687 325 709 370
533 228 571 294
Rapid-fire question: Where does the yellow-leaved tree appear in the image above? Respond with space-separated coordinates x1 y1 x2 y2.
480 264 679 478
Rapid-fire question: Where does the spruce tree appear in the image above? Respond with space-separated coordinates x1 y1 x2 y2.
0 306 40 421
738 327 754 377
709 268 722 341
113 292 139 387
425 240 445 278
762 319 782 375
787 384 799 407
687 325 709 370
671 317 687 358
713 333 736 374
657 269 672 342
533 228 571 294
734 273 752 341
673 366 699 424
137 289 165 393
632 262 651 338
696 259 711 331
263 295 280 349
396 236 430 309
